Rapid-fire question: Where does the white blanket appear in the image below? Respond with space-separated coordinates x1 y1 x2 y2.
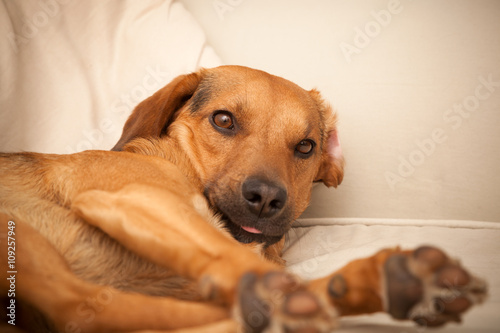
0 0 221 153
286 218 500 332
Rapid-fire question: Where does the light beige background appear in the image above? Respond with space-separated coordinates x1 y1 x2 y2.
180 0 500 223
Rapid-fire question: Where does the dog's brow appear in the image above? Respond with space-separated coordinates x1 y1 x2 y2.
190 80 212 113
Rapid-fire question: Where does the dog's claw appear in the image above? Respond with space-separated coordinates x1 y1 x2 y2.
236 271 337 333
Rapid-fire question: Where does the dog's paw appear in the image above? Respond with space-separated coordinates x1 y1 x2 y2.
385 246 488 327
235 271 337 333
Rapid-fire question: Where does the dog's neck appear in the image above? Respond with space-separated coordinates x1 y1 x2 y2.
122 137 204 192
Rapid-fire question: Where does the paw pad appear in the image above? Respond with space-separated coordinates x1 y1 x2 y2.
283 291 320 316
237 271 337 333
327 274 347 299
435 265 470 288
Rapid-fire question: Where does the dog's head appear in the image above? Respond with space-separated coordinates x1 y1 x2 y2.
113 66 344 246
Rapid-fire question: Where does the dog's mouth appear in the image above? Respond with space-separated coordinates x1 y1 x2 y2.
203 186 290 247
219 213 285 247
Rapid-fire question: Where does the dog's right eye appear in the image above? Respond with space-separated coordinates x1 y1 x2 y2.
295 139 316 158
211 111 235 132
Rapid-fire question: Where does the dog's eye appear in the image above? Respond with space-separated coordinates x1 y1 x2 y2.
212 111 234 130
295 139 315 157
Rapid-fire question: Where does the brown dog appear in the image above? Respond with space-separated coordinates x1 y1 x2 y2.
0 66 487 332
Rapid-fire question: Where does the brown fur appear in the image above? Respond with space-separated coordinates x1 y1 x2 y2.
0 66 484 332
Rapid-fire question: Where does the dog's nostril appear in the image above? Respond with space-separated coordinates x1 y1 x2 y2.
270 199 283 210
246 193 262 204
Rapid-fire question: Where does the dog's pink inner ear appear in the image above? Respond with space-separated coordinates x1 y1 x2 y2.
315 129 344 188
327 130 342 161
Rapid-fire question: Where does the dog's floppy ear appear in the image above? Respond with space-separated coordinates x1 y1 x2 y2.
310 89 345 188
112 71 203 151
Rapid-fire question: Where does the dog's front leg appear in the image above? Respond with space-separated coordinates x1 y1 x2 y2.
72 184 279 303
0 213 229 332
307 246 488 328
73 184 340 332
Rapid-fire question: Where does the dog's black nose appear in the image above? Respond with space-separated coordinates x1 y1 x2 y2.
242 177 287 218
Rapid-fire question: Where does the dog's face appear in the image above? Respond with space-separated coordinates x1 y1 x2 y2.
113 66 343 246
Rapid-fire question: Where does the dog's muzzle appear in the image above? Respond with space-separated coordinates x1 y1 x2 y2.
205 176 293 246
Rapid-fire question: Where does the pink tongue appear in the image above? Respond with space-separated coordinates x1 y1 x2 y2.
242 226 262 234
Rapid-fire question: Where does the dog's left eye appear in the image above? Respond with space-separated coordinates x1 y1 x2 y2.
211 111 234 130
295 139 316 157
